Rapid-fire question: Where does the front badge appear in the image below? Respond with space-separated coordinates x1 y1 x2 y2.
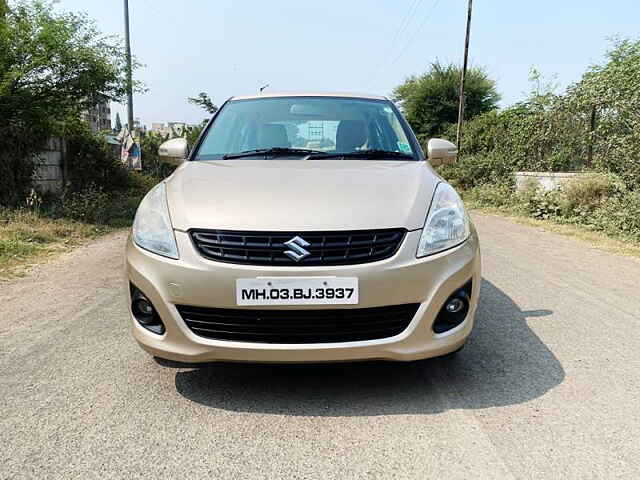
283 236 311 262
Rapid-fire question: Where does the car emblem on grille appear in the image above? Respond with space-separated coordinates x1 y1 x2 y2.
283 236 311 262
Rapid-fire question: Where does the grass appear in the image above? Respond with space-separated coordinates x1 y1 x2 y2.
0 173 158 280
0 208 116 279
457 178 640 261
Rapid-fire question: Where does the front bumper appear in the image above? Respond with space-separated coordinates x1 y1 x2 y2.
125 228 481 363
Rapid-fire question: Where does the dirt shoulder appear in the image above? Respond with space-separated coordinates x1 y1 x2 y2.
470 207 640 261
0 209 121 280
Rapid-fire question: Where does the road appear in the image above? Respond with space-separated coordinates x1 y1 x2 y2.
1 213 639 479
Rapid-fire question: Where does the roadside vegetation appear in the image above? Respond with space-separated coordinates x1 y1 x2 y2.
0 1 154 277
0 123 160 277
392 61 500 144
460 175 640 259
0 209 107 277
0 0 209 277
395 41 640 248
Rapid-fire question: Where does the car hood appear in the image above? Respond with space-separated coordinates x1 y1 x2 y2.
165 160 439 231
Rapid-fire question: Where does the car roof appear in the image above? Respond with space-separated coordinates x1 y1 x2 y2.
229 92 388 101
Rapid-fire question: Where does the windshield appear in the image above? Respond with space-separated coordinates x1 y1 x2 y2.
193 96 418 161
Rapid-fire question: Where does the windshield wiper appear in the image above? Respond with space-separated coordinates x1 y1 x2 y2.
306 149 414 160
222 147 326 160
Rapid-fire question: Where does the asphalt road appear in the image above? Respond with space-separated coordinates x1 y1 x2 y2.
2 213 639 479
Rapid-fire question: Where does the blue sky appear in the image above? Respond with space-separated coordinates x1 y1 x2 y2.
55 0 640 126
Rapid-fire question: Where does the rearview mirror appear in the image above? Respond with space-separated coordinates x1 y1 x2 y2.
427 138 457 166
158 138 188 165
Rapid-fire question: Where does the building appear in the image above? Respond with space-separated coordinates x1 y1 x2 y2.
133 118 146 136
82 100 111 132
150 121 190 138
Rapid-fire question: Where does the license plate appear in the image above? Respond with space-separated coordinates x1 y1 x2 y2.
236 277 359 306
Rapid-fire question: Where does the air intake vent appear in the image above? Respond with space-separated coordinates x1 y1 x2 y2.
176 304 420 344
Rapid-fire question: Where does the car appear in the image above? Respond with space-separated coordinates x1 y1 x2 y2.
126 92 481 363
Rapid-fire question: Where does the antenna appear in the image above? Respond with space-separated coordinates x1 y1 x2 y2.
259 84 270 93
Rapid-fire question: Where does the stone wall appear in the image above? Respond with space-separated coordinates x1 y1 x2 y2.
515 172 596 192
33 138 65 193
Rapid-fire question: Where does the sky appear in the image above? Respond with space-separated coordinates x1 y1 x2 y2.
55 0 640 127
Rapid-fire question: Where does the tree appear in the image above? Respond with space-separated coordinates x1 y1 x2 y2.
188 92 218 114
185 121 207 148
440 38 640 186
0 0 138 206
114 112 123 133
568 38 640 187
392 61 500 144
141 131 176 179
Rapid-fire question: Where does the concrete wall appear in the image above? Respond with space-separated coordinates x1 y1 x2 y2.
515 172 595 192
33 138 65 193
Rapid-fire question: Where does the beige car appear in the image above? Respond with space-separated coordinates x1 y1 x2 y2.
126 93 480 363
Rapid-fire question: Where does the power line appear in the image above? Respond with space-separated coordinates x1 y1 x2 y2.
365 0 424 90
366 0 441 90
390 0 423 48
388 0 441 68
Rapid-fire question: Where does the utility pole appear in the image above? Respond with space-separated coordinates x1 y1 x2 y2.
586 105 597 168
456 0 473 151
123 0 134 133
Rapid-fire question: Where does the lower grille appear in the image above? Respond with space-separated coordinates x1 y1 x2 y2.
176 304 420 344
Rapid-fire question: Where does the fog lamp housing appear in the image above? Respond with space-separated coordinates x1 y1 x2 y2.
433 281 472 334
130 283 165 335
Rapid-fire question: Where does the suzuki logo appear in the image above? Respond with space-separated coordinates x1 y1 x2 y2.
283 236 311 262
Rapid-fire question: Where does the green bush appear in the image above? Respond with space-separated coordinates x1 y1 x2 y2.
590 191 640 238
49 173 157 227
0 127 45 207
1 0 136 207
437 152 516 189
140 132 177 180
56 186 112 224
127 172 160 195
459 172 640 242
526 189 564 219
450 39 640 190
64 122 131 193
451 110 507 157
570 39 640 190
462 183 515 209
559 173 625 218
428 38 640 244
393 62 500 141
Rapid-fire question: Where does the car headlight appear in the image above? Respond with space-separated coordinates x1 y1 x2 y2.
132 183 179 259
417 182 470 257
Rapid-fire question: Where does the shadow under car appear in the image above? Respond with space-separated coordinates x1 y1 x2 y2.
168 279 563 416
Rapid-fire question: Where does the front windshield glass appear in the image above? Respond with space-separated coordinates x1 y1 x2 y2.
194 96 417 160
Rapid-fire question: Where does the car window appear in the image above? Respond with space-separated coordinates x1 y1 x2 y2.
194 97 417 160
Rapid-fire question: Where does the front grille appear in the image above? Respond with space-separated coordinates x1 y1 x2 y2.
176 304 420 344
189 228 406 266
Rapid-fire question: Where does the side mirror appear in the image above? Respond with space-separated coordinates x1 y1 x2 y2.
158 138 188 165
427 138 457 166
